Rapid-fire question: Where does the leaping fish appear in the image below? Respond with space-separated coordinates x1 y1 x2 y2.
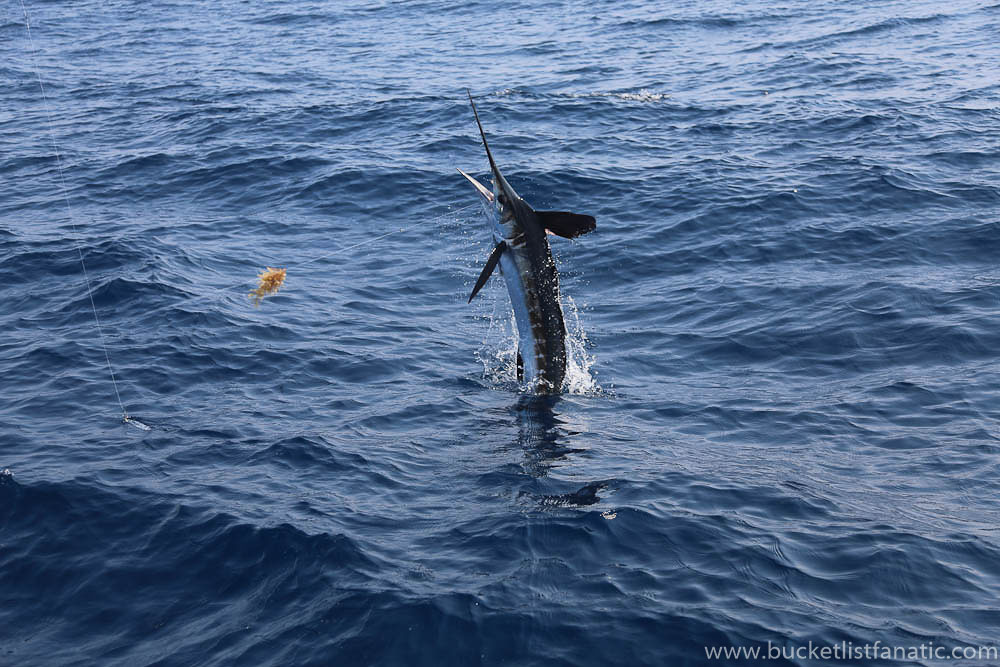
458 91 596 393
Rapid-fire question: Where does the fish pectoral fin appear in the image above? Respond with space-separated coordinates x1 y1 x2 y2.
468 241 507 303
536 210 597 239
456 168 494 202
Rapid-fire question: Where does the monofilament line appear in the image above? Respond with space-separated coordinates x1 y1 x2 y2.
291 204 477 271
133 203 481 323
19 0 131 423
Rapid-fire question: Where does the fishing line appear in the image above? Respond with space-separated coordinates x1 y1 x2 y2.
18 1 480 433
17 0 149 430
133 203 480 324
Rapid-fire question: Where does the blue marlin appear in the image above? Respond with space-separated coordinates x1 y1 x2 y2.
458 91 596 393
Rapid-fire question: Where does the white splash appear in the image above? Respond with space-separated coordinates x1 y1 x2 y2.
562 295 600 395
475 294 601 395
614 89 669 102
493 88 669 103
474 301 520 388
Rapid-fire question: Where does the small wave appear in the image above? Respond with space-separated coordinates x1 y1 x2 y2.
246 434 369 471
245 12 335 26
614 15 741 30
785 12 952 49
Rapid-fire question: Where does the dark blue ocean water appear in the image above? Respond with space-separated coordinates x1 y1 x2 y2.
3 0 1000 665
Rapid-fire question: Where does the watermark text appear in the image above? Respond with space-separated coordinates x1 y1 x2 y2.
705 641 997 662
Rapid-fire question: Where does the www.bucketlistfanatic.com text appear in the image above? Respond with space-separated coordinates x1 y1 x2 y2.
705 641 997 662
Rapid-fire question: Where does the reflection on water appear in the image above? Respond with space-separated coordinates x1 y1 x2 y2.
511 395 606 506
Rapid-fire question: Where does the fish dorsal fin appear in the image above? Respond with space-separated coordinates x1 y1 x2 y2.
468 241 507 303
536 211 597 239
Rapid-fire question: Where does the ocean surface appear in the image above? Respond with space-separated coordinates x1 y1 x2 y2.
3 0 1000 665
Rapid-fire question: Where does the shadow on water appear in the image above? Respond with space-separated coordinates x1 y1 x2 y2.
510 394 608 506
